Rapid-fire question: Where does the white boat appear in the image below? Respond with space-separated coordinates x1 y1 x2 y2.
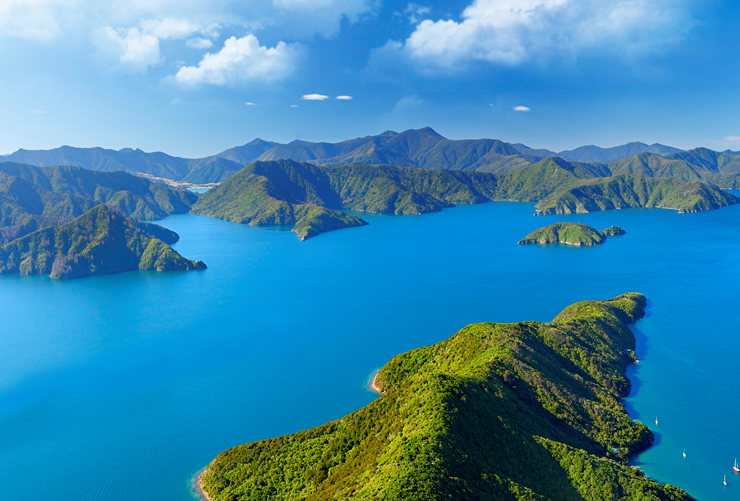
655 416 658 425
682 448 686 458
724 475 728 486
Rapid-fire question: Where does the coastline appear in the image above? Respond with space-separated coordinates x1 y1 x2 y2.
368 370 385 395
191 468 213 501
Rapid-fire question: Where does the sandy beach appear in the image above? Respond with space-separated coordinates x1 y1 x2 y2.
368 370 386 395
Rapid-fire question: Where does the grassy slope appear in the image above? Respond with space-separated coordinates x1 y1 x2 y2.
201 293 691 501
0 204 205 279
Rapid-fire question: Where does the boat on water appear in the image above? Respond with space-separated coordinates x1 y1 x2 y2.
683 449 686 458
655 416 658 425
724 475 728 486
734 458 739 473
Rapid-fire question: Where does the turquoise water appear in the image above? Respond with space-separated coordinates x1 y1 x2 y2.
1 201 740 500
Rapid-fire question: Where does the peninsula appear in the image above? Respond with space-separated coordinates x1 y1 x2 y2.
199 293 690 501
518 222 626 246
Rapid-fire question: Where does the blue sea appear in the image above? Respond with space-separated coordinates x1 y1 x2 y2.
1 201 740 500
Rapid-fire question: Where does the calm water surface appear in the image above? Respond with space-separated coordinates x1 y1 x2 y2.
1 201 740 500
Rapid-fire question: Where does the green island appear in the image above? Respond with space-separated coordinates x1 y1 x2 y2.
192 158 737 240
519 222 626 246
0 204 206 279
199 293 690 501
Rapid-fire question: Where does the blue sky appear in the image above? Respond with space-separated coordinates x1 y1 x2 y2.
1 0 739 157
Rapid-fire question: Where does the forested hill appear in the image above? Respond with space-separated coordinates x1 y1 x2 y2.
200 293 691 501
191 159 738 239
0 205 206 279
0 162 196 244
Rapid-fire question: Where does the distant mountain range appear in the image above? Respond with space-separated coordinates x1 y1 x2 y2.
4 127 739 185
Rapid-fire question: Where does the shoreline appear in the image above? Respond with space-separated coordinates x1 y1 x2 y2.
190 468 213 501
368 370 386 395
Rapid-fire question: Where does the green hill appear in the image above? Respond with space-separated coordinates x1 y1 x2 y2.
518 222 624 246
193 160 734 239
0 162 196 243
535 174 739 215
0 205 205 279
199 293 690 501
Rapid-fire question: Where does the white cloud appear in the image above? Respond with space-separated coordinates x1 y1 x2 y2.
724 136 740 142
373 0 694 73
336 95 353 100
290 104 299 108
405 3 431 24
301 94 330 101
245 101 256 105
513 106 531 112
174 35 302 86
186 37 214 49
140 17 201 39
271 0 378 38
0 0 76 41
92 26 161 73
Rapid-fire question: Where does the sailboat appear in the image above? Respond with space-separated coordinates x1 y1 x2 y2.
683 449 686 458
734 458 739 473
724 475 728 486
655 416 658 425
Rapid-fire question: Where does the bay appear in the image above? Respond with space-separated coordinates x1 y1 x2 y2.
1 200 740 500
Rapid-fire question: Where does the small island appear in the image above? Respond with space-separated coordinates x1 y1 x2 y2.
518 222 626 246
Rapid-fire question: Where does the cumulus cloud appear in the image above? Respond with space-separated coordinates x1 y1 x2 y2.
301 94 330 100
336 95 353 100
174 35 302 86
92 26 161 73
513 106 531 112
0 2 378 48
371 0 694 73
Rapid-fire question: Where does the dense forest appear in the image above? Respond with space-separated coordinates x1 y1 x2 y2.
200 293 691 501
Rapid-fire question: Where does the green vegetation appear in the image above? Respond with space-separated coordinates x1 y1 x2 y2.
0 205 205 279
604 226 626 236
0 162 196 243
518 222 620 246
193 159 737 239
535 174 739 215
200 293 690 501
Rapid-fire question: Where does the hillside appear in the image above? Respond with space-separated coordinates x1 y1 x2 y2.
518 222 624 246
535 174 740 215
193 160 738 239
200 293 691 501
0 205 205 279
0 162 196 244
559 142 681 163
